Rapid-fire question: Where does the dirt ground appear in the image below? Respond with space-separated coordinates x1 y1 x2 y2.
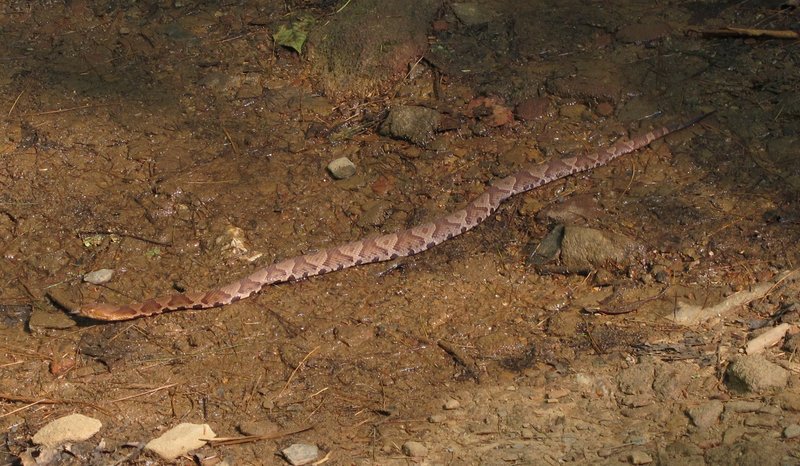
2 0 800 464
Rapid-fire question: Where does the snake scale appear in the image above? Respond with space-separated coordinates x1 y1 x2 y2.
76 114 710 321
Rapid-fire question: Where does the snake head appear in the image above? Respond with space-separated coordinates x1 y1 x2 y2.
75 303 140 321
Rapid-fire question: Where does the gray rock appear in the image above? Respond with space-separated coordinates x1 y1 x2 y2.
686 400 723 429
145 423 215 461
32 414 102 447
726 355 789 393
281 443 319 465
327 157 356 179
402 440 428 457
379 105 441 145
784 424 800 439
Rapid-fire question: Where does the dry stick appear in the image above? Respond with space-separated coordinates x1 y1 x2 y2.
222 126 239 155
108 383 178 403
29 103 111 116
7 89 24 117
0 394 109 415
0 399 45 419
205 425 314 446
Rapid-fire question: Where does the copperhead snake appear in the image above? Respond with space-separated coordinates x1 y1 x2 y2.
76 113 710 321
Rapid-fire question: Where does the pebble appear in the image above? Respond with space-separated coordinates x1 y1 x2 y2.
378 105 441 145
629 450 653 464
402 440 428 457
32 414 102 448
515 96 549 121
144 423 215 461
28 309 76 330
281 443 319 465
83 268 114 285
327 157 356 179
784 424 800 439
443 398 461 410
686 400 723 429
726 355 789 393
723 400 762 413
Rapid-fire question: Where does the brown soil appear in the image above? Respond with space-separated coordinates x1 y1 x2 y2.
1 0 799 464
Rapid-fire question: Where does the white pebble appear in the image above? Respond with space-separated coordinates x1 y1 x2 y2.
32 414 102 447
83 269 114 285
145 423 215 461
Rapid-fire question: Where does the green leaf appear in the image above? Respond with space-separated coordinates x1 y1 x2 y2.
273 23 308 54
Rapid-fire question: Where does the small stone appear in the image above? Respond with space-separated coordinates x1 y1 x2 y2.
726 355 789 393
281 443 319 465
686 400 723 429
238 420 278 436
784 424 800 439
378 105 441 145
402 440 427 457
327 157 356 179
724 400 762 413
428 414 446 423
520 428 534 439
744 414 777 427
443 398 460 410
145 423 215 461
546 388 570 400
515 96 550 121
595 101 614 117
83 268 114 285
629 450 653 464
28 310 76 330
32 414 102 447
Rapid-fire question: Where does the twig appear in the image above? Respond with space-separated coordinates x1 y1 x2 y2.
275 346 320 400
204 425 313 446
0 399 45 418
0 394 109 415
8 89 24 117
108 383 178 403
29 103 111 116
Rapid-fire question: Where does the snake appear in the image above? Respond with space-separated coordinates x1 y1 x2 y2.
76 113 710 321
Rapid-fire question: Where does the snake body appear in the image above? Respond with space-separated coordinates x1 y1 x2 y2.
77 114 708 321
